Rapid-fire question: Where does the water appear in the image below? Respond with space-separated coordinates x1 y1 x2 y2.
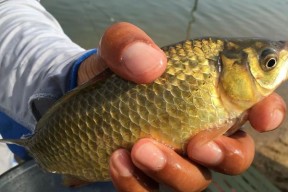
41 0 288 49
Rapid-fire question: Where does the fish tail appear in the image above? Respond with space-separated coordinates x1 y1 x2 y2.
0 138 29 147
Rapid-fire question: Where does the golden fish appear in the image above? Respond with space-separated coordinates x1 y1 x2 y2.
2 38 288 182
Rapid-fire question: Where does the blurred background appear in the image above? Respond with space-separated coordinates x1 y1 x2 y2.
41 0 288 190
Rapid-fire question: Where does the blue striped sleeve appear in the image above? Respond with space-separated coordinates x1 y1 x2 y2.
69 49 97 90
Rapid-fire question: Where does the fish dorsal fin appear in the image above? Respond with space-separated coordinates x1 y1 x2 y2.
0 138 30 147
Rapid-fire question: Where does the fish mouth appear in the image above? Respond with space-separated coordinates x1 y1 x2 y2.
282 42 288 81
285 61 288 79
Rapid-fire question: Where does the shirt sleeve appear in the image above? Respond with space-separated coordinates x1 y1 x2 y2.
0 0 94 131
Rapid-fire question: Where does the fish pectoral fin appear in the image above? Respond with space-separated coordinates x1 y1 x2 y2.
62 175 91 188
225 111 248 136
187 121 235 150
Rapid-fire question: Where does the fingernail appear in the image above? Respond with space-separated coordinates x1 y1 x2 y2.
190 141 223 166
110 150 133 177
134 142 166 171
122 42 164 76
269 108 285 130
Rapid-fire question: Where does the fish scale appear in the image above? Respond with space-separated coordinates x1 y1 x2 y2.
30 39 229 181
2 38 288 182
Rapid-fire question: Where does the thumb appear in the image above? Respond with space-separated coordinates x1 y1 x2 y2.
78 22 167 85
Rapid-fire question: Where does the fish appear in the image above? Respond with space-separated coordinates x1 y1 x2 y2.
1 38 288 182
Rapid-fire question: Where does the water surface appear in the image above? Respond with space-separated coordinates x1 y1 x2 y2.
42 0 288 48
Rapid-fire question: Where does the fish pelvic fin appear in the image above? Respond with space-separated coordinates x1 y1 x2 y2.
62 175 91 188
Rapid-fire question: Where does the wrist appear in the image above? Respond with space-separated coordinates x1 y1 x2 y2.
69 49 100 89
77 53 108 86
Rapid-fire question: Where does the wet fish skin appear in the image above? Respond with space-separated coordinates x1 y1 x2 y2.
3 38 288 181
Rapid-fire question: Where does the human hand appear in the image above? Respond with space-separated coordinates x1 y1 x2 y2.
77 22 166 85
108 95 285 192
77 22 286 192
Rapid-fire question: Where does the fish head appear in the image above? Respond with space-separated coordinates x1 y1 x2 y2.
245 40 288 93
219 39 288 111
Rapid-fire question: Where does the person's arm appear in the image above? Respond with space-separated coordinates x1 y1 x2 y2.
0 0 94 131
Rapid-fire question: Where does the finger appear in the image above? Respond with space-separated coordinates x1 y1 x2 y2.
249 92 286 132
131 139 211 192
98 22 167 84
109 149 158 192
187 130 255 175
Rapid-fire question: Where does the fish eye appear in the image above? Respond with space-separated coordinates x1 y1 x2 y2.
266 57 277 68
260 48 278 71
